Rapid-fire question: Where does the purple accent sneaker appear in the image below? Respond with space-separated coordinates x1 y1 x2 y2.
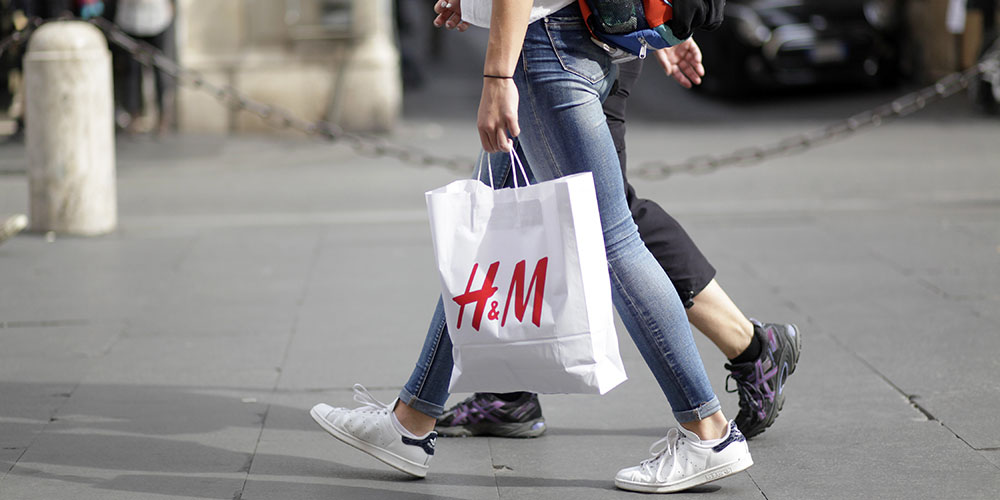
725 320 802 439
435 392 546 438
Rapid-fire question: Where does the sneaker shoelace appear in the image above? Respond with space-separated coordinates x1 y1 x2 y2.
640 428 683 481
350 383 392 415
726 362 769 420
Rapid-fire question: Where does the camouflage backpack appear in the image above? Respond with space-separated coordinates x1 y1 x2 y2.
578 0 725 62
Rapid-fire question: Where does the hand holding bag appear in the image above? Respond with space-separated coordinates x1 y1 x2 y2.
426 153 627 395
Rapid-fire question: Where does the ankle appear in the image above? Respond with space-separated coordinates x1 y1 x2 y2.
681 413 729 441
727 319 761 364
393 400 437 436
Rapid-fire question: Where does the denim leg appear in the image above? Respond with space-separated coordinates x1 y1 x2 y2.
399 299 453 419
513 9 720 423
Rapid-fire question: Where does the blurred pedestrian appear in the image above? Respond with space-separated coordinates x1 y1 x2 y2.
4 1 77 141
396 0 434 89
1 0 19 120
113 0 175 135
310 0 756 494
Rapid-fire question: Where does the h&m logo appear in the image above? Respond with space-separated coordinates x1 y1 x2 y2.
453 258 548 331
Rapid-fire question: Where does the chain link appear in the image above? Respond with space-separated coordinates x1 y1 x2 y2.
4 18 999 179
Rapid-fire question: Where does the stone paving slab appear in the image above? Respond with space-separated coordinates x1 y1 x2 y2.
79 333 288 389
247 392 499 500
0 384 266 499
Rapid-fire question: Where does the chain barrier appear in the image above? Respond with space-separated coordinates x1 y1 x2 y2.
3 18 999 179
88 17 475 173
633 43 1000 179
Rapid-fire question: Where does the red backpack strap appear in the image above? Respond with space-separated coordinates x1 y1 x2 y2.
578 0 595 25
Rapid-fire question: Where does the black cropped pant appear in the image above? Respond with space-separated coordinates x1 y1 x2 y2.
605 59 716 307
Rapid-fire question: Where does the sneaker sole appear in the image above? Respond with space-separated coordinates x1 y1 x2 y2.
614 454 754 493
785 323 802 375
309 406 429 478
435 418 546 438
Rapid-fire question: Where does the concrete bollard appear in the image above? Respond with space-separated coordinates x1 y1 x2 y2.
24 21 117 236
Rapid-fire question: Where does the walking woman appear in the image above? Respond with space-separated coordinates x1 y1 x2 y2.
310 0 753 493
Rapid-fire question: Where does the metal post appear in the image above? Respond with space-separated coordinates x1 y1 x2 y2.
24 21 117 236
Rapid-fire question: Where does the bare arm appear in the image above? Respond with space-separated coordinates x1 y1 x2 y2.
477 0 532 153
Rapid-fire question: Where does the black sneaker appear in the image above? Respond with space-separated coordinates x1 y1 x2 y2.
725 320 802 439
435 392 546 438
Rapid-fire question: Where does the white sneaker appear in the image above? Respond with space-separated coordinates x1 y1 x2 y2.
310 384 436 478
615 420 753 493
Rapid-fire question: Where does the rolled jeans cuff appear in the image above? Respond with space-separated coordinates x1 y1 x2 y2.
672 397 722 424
398 388 445 419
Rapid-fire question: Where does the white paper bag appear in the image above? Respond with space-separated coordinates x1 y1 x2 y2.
425 157 627 395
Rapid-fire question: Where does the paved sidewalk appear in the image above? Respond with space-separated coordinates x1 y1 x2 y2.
1 114 999 499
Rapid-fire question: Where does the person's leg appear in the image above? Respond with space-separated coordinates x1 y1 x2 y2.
514 10 727 439
604 60 754 356
395 0 428 88
513 14 751 492
608 59 800 439
395 298 454 430
687 279 754 358
121 45 143 131
149 22 177 133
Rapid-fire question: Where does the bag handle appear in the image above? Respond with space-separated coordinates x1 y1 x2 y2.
474 151 496 189
473 148 531 189
509 149 531 188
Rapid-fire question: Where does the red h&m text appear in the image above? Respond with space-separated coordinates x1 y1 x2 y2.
453 258 548 331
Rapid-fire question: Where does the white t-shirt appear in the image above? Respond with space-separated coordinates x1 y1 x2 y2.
460 0 575 29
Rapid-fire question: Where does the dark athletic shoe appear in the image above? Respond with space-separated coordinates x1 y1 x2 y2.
435 392 546 438
725 320 802 439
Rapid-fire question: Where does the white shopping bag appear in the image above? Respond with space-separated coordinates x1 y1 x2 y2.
426 153 627 395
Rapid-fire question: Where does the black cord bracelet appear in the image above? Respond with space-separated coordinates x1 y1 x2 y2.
483 74 514 79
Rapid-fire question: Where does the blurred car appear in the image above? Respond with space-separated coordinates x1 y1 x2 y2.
694 0 904 97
